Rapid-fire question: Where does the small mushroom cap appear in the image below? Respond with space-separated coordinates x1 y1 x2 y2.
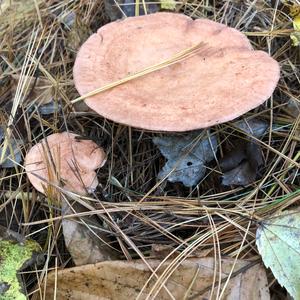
74 12 280 132
25 132 106 195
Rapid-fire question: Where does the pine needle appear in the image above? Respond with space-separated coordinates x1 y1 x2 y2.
71 41 207 104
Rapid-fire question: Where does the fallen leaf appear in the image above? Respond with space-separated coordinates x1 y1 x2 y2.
160 0 177 10
0 226 41 300
62 201 118 266
291 15 300 46
286 98 300 117
221 142 263 186
221 118 266 186
36 101 61 115
11 74 54 107
256 210 300 300
222 161 257 186
220 141 247 172
32 257 269 300
0 139 23 168
234 118 268 138
153 131 217 187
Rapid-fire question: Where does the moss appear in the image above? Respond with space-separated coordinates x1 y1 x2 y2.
0 239 41 300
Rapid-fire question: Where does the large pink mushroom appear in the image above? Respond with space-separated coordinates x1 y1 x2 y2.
73 12 280 132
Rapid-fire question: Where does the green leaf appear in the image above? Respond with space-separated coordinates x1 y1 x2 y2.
256 210 300 299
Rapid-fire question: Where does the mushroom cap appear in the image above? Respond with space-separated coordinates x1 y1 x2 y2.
73 12 280 132
25 132 106 195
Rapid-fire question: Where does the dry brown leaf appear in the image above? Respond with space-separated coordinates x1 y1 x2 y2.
62 201 118 265
11 74 54 106
33 257 269 300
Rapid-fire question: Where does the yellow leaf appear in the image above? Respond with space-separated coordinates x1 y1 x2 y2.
160 0 176 10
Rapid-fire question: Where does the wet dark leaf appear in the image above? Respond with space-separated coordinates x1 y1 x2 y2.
35 101 61 115
220 118 266 186
286 98 300 118
220 141 247 172
221 142 263 186
153 131 217 187
234 118 268 138
222 161 256 186
246 141 264 171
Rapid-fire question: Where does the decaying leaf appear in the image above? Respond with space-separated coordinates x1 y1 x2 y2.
221 141 264 186
222 160 257 186
256 210 300 300
66 19 92 52
153 131 217 187
0 138 23 169
32 257 269 300
221 118 267 186
286 98 300 117
0 226 41 300
62 201 118 266
11 74 54 107
0 0 41 20
234 118 268 138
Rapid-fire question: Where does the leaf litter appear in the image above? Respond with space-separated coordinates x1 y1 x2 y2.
32 257 270 300
221 118 268 186
153 131 217 187
62 200 118 266
256 210 300 299
0 1 300 299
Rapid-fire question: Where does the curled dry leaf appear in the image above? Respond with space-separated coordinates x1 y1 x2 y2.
62 201 118 266
32 257 269 300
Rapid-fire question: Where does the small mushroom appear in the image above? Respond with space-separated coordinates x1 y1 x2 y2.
25 132 106 195
73 12 280 132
